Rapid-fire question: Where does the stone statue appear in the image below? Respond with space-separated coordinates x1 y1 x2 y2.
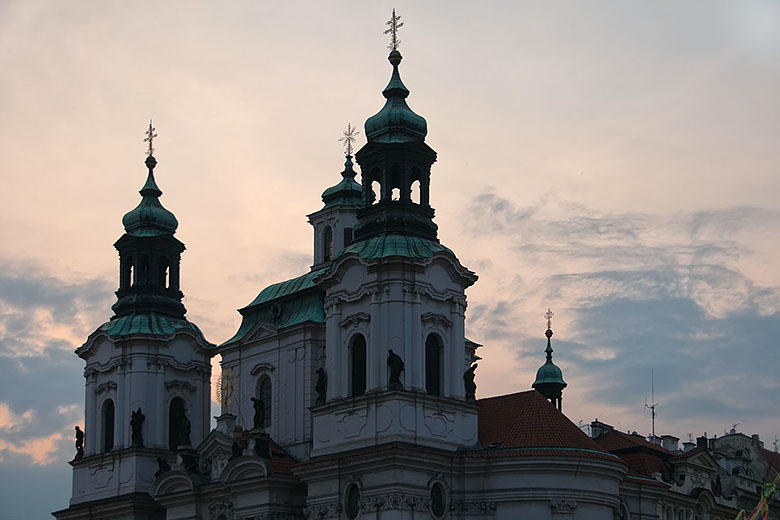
230 441 244 461
130 407 145 447
464 363 478 401
314 367 327 405
387 349 405 390
254 435 271 459
154 457 171 478
181 414 192 447
181 451 199 474
251 397 265 430
74 426 84 460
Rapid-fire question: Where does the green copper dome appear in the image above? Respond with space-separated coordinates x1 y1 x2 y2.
122 155 179 237
321 155 362 208
364 50 427 144
533 329 567 388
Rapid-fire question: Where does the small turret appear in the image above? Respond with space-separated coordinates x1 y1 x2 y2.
532 309 567 411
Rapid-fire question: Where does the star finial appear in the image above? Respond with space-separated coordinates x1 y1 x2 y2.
338 123 360 156
144 120 157 157
545 308 554 331
384 8 404 51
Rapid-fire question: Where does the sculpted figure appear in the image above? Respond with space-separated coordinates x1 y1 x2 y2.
387 349 405 390
154 457 171 478
251 396 265 430
130 407 145 447
181 414 192 447
314 367 327 405
74 426 84 460
464 363 478 401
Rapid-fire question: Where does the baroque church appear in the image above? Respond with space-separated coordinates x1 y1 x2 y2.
54 14 766 520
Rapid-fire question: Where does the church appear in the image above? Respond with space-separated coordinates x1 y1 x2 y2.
53 13 758 520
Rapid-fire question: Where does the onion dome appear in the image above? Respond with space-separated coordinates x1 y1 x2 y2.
364 50 428 144
533 327 567 388
321 155 363 208
121 155 179 237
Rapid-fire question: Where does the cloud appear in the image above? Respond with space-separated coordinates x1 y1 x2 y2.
462 191 780 440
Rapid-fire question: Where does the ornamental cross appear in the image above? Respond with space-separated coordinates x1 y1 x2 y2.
384 8 403 51
338 123 360 156
545 308 554 330
144 120 157 157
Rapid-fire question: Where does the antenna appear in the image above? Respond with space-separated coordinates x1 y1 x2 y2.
644 369 658 440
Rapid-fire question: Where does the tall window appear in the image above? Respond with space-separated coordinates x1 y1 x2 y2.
101 399 115 452
351 335 367 396
426 334 442 396
343 228 353 248
323 227 333 261
257 375 272 427
169 397 186 450
159 256 170 288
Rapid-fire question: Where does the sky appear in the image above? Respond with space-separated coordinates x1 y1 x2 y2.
1 1 779 518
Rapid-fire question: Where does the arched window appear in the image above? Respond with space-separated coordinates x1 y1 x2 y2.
426 334 443 396
323 227 333 262
370 180 381 204
101 399 115 452
350 334 367 397
694 505 703 520
410 179 420 204
343 227 353 248
344 483 361 520
159 256 170 288
122 257 134 289
169 397 187 450
256 375 272 428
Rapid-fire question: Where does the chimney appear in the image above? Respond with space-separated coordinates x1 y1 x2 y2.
696 435 708 449
590 420 614 440
661 435 680 452
752 434 763 448
682 442 695 452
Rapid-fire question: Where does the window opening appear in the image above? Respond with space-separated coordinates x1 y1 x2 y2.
344 228 353 248
351 335 367 396
344 483 360 520
256 375 272 428
323 227 333 262
426 334 442 396
102 399 115 452
169 397 187 450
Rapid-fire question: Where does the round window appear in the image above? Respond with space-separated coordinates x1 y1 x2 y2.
430 482 446 519
344 483 360 520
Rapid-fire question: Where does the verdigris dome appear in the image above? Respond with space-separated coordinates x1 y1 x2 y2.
364 50 427 144
533 360 566 387
122 155 179 237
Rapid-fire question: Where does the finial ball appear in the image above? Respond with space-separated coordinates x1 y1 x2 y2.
545 328 553 339
388 49 402 66
145 155 157 170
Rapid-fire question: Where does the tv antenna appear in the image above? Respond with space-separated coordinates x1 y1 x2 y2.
644 369 658 440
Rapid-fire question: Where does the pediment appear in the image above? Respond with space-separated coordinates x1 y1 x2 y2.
220 456 269 483
150 470 195 497
242 323 278 344
674 449 720 472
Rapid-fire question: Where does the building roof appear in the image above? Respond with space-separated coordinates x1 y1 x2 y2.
595 429 676 456
761 447 780 472
340 234 453 260
595 429 675 480
473 390 618 462
122 155 179 237
320 155 362 209
97 313 208 340
243 268 329 309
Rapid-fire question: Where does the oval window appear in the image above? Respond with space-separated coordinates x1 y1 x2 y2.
431 482 446 518
344 483 360 520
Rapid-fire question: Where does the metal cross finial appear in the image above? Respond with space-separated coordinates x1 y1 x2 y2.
545 308 554 330
144 120 157 157
338 123 360 156
384 8 404 51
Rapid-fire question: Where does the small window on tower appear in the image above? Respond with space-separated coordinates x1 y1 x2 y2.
101 399 115 452
344 228 353 247
323 227 333 262
159 256 170 288
426 334 443 396
350 334 367 397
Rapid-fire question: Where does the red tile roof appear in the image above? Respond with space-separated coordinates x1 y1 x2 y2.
476 390 614 458
761 448 780 472
595 430 676 456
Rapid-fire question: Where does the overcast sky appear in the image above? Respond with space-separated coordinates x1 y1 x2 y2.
1 1 779 518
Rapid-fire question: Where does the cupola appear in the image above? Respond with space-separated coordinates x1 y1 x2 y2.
532 310 567 411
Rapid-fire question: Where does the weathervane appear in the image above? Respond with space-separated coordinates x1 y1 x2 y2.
338 123 360 156
144 120 157 157
545 308 554 330
384 8 403 51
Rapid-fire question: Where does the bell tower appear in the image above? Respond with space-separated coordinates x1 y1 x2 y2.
309 19 479 458
57 125 215 520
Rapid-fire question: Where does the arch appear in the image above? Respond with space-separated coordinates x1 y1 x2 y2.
370 180 381 205
350 334 367 397
410 179 420 204
140 255 150 284
425 333 443 396
122 257 134 289
168 397 187 450
323 226 333 262
256 375 272 428
101 398 115 452
159 256 170 288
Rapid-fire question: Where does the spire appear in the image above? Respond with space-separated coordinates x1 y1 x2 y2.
121 123 178 237
320 125 363 209
533 308 567 410
111 122 186 319
352 11 439 243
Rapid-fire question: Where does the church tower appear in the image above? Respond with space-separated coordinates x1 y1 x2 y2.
311 37 479 456
57 126 215 519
